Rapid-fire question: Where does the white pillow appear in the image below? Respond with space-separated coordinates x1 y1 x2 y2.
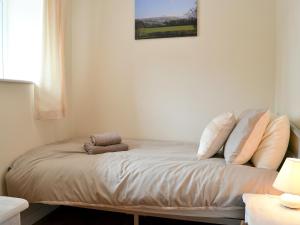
224 109 271 164
197 112 236 160
251 116 290 170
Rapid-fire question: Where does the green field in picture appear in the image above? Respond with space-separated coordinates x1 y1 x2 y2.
137 25 197 39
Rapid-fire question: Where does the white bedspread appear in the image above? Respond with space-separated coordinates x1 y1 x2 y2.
6 139 279 216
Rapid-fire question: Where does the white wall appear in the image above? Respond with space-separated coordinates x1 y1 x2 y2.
71 0 276 142
0 83 71 195
275 0 300 127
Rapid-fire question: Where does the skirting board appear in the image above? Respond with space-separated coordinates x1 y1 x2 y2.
21 204 57 225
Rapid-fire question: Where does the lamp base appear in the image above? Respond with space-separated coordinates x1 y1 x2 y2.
280 193 300 209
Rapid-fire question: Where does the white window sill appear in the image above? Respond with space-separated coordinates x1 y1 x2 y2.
0 79 33 84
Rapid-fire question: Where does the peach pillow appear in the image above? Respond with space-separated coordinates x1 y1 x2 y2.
251 116 290 170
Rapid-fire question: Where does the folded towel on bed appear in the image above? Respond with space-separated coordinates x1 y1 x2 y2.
90 132 122 146
84 143 129 155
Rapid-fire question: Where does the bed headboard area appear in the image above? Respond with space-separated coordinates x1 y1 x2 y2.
288 123 300 159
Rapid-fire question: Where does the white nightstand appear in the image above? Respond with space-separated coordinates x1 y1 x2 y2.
243 194 300 225
0 197 29 225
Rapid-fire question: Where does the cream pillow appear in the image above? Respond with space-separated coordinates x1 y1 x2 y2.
224 109 271 164
251 116 290 170
197 112 236 160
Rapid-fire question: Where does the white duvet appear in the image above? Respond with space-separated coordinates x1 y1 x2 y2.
6 138 279 215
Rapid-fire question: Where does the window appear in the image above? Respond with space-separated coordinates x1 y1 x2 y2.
0 0 43 82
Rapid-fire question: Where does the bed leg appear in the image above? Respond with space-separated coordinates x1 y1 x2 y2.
134 214 139 225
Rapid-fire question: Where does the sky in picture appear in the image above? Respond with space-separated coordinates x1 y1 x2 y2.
136 0 196 19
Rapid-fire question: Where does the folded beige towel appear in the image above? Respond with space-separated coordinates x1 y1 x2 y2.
90 132 121 146
84 143 129 155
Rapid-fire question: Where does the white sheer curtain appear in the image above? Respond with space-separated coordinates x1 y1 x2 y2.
35 0 66 120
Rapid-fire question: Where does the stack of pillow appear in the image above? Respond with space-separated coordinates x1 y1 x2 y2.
197 109 290 170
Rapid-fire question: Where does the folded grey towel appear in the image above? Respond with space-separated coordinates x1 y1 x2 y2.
84 143 129 155
90 132 122 146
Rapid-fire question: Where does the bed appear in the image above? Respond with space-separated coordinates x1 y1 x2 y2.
5 125 300 225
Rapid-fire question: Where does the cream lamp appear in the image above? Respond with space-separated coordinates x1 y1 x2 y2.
273 158 300 209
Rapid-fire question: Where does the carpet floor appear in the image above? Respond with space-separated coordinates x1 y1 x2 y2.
34 206 214 225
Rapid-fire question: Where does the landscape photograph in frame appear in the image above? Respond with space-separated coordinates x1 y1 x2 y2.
135 0 197 40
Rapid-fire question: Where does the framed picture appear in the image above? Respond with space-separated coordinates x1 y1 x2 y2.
135 0 197 40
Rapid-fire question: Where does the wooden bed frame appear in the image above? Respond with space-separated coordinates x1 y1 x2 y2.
288 124 300 158
74 124 300 225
